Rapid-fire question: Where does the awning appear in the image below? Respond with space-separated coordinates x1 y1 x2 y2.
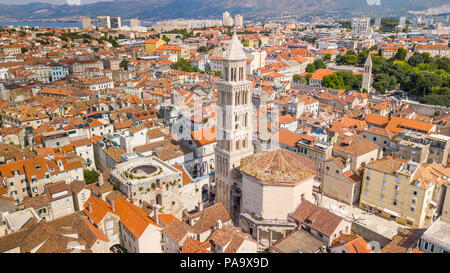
383 208 401 217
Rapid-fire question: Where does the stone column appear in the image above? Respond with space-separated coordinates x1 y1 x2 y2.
256 226 259 243
269 230 273 246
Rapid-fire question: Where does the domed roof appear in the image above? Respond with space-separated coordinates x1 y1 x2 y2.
240 148 317 184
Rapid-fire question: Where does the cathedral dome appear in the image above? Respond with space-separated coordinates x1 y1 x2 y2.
240 148 317 184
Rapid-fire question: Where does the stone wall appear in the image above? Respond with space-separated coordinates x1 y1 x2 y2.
351 222 391 249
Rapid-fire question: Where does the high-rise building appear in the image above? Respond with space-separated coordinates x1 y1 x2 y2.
425 17 434 29
97 16 111 29
81 17 92 29
412 17 420 28
130 18 141 28
374 17 381 30
215 32 254 214
235 14 243 27
352 17 370 35
362 54 373 93
223 11 234 26
399 16 406 28
110 17 122 29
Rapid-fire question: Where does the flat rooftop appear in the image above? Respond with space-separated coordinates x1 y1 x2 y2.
421 217 450 251
271 229 324 253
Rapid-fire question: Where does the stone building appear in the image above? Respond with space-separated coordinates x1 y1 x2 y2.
239 148 317 250
109 156 183 218
215 32 254 218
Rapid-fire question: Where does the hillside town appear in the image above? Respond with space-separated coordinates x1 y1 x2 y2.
0 12 449 254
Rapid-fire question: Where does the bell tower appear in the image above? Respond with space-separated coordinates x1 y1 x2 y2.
215 32 254 213
362 54 373 93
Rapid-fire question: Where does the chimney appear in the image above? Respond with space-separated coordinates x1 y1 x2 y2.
345 157 351 170
57 159 64 171
153 204 161 225
197 202 203 212
182 209 189 221
87 202 92 214
216 219 222 230
98 173 104 186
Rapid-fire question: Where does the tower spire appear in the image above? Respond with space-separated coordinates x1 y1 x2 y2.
223 32 247 61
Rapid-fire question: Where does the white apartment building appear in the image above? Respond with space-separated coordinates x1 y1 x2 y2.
352 17 371 35
97 16 111 29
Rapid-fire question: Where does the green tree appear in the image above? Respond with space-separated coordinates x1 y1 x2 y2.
305 63 316 73
293 74 302 82
120 59 129 70
394 48 407 61
162 35 170 43
83 169 99 185
171 58 202 73
305 74 312 84
336 54 358 65
357 50 369 66
373 73 397 93
323 53 331 62
322 73 347 89
401 70 443 97
313 59 326 69
197 46 208 53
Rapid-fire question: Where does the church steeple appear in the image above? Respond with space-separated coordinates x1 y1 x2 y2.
223 32 247 61
222 32 247 83
362 54 373 93
215 31 254 214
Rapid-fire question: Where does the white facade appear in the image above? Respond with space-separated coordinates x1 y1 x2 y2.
241 174 314 221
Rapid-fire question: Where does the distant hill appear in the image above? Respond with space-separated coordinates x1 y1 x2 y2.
0 0 448 21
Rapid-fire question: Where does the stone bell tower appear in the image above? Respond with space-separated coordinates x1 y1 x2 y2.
362 54 373 93
215 32 254 213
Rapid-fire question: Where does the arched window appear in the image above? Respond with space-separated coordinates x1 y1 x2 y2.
156 194 162 205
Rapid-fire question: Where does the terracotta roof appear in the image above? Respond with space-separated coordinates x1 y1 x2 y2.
240 149 317 184
366 157 403 175
331 235 372 253
186 203 231 234
290 201 345 237
333 134 379 157
83 196 116 225
162 218 194 244
365 114 390 126
172 164 193 185
275 128 302 147
114 197 161 239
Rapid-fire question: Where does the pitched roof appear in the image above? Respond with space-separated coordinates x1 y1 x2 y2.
290 201 344 237
172 164 193 185
186 203 231 234
331 235 372 253
223 32 247 61
333 134 379 157
162 218 194 244
114 198 161 239
83 196 116 225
